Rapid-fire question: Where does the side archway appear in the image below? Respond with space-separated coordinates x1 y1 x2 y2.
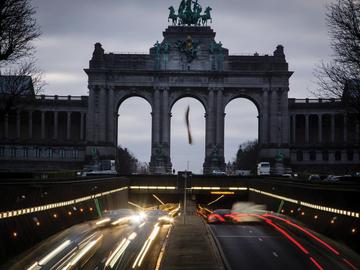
224 97 259 174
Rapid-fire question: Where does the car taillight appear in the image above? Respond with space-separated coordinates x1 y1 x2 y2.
208 214 225 222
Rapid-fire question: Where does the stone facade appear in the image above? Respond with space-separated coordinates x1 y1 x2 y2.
0 25 359 174
85 26 292 174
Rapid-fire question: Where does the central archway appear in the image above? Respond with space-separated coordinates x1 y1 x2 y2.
171 97 206 174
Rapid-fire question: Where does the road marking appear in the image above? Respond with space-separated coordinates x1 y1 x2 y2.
249 230 253 233
272 252 279 258
258 237 263 242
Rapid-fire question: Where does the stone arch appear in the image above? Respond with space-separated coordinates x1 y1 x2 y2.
115 89 153 112
169 90 208 113
223 91 262 114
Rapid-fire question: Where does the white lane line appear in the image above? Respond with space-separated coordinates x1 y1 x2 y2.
258 237 263 242
272 252 279 258
249 230 253 234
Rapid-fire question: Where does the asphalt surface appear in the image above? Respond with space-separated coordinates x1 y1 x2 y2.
210 215 360 270
4 215 171 270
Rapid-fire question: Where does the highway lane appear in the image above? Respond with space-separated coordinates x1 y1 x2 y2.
210 217 360 270
4 212 172 270
211 223 313 270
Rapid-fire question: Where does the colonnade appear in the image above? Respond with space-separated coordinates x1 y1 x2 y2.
1 110 86 141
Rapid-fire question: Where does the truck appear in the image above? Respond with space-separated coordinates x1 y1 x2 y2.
257 162 271 176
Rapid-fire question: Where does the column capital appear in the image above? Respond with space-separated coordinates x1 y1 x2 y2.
209 86 224 92
153 86 169 91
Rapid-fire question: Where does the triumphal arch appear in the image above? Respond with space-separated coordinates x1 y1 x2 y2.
85 0 292 174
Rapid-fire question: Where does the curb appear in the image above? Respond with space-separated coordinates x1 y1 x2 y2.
203 219 232 270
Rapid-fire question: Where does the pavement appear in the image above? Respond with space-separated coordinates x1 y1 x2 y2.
161 203 225 270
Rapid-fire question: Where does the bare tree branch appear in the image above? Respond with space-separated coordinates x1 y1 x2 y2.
314 0 360 123
0 0 41 63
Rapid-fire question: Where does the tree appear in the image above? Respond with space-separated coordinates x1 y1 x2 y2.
315 0 360 123
233 140 259 173
0 0 41 62
0 0 42 114
115 146 138 175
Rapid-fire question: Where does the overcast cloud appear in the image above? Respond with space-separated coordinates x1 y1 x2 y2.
32 0 333 172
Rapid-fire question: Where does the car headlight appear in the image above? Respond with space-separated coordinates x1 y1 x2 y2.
158 216 174 223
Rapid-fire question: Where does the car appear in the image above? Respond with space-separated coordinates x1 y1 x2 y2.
323 175 341 182
207 209 235 224
95 209 146 227
212 170 227 176
147 210 174 224
308 174 321 182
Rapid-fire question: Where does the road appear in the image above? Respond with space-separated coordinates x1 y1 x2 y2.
210 214 359 270
5 212 171 270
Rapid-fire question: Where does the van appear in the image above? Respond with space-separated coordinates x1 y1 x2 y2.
257 162 270 176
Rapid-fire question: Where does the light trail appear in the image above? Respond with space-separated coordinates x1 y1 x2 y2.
38 240 71 265
208 195 225 206
128 201 145 210
96 217 111 226
105 232 137 269
62 234 103 270
132 223 161 268
152 194 165 205
264 214 340 255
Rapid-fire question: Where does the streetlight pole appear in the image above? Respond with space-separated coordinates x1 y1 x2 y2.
183 169 187 225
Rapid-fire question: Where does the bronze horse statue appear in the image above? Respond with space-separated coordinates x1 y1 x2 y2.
168 6 178 25
201 6 212 26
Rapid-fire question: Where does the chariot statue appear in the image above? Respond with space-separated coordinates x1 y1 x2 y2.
168 0 212 26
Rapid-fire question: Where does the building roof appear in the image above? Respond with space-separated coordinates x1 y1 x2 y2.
0 75 35 96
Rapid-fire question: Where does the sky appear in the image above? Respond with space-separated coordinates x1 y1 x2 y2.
31 0 333 173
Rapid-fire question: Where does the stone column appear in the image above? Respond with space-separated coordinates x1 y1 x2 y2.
269 89 278 144
28 111 33 139
305 114 310 143
260 89 269 145
162 88 170 145
152 88 161 146
162 88 172 172
16 110 21 139
215 88 225 170
41 111 46 139
99 86 107 142
150 87 162 173
4 114 8 138
67 111 71 140
80 112 85 141
205 88 215 155
292 114 296 143
280 89 290 145
318 114 322 143
107 87 115 144
86 85 96 142
331 114 335 143
53 111 58 140
343 114 348 143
